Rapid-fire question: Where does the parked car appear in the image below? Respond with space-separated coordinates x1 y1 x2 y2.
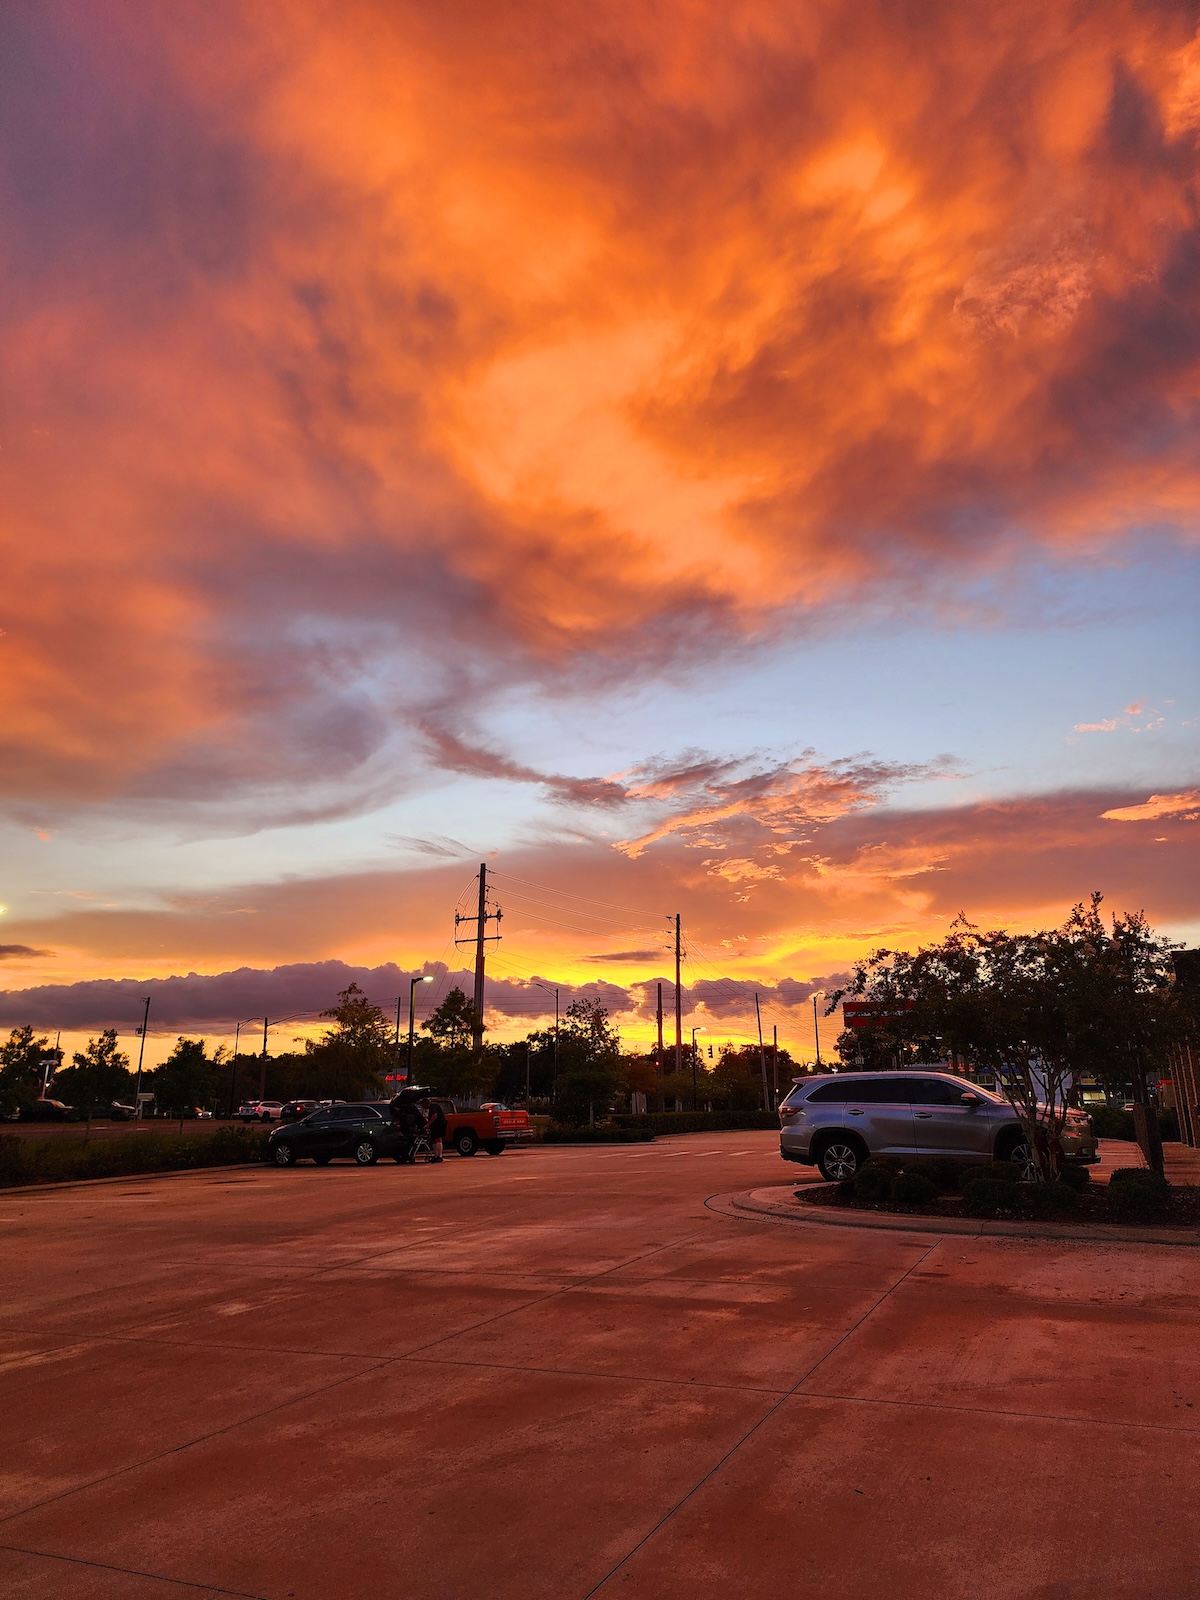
106 1102 138 1120
280 1099 319 1123
237 1102 262 1121
778 1071 1098 1181
267 1103 400 1167
238 1101 284 1122
20 1098 76 1122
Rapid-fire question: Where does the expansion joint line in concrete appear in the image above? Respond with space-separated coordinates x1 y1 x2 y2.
0 1540 266 1597
581 1240 941 1599
0 1230 712 1536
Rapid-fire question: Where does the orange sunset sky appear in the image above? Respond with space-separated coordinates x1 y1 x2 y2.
1 0 1197 1067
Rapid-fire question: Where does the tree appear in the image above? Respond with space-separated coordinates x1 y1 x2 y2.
303 983 395 1101
0 1025 51 1115
149 1037 220 1115
553 1000 624 1125
830 897 1185 1179
710 1045 763 1111
55 1029 134 1111
422 988 481 1050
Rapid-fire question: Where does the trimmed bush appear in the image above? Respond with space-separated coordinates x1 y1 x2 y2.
611 1111 779 1135
541 1127 655 1144
1088 1106 1136 1142
1029 1181 1077 1216
899 1158 960 1194
890 1172 938 1207
853 1164 896 1203
1057 1164 1092 1191
964 1160 1022 1188
962 1177 1018 1218
1105 1167 1171 1222
0 1126 268 1188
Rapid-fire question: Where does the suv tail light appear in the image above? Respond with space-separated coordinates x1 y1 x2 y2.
779 1105 804 1121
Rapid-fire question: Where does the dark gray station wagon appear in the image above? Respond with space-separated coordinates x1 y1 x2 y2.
779 1071 1097 1181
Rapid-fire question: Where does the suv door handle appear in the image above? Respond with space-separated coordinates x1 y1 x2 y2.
914 1111 933 1118
846 1109 864 1115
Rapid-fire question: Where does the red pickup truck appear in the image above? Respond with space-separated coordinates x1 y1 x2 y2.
432 1098 534 1157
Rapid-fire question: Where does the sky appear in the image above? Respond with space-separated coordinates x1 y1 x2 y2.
1 0 1197 1070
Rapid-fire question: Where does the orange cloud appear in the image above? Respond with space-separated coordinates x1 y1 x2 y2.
1102 790 1200 821
2 2 1199 817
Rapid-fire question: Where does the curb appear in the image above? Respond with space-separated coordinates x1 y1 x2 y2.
0 1162 267 1199
711 1185 1200 1248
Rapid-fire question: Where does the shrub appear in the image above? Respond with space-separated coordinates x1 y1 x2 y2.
962 1178 1018 1218
1057 1164 1092 1191
963 1160 1021 1188
0 1126 268 1188
1105 1167 1171 1222
890 1171 938 1207
1029 1181 1077 1216
853 1163 895 1203
541 1127 655 1144
611 1111 779 1135
1088 1106 1136 1142
899 1157 959 1193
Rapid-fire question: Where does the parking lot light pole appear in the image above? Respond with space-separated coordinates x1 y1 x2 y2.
408 975 433 1083
133 996 150 1118
691 1026 705 1111
533 981 560 1080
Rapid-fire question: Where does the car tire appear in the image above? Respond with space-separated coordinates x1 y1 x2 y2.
815 1137 864 1182
485 1142 506 1156
455 1130 479 1157
1002 1137 1038 1182
354 1140 379 1166
313 1155 331 1166
272 1143 295 1167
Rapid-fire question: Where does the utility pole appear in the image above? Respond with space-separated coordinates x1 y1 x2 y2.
259 1016 269 1100
674 913 682 1076
656 982 664 1073
525 1040 531 1104
813 994 822 1068
228 1020 242 1119
455 863 502 1052
133 997 150 1118
755 992 770 1111
772 1024 779 1107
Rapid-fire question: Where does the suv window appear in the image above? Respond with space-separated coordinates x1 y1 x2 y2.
842 1077 912 1105
908 1078 969 1105
806 1080 855 1103
332 1106 362 1122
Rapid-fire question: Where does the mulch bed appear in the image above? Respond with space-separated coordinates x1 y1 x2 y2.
797 1182 1200 1229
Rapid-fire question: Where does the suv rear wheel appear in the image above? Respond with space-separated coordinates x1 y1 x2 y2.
353 1140 379 1166
815 1137 864 1182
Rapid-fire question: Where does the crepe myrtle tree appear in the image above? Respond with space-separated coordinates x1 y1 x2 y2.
0 1025 51 1115
829 897 1184 1179
56 1029 135 1112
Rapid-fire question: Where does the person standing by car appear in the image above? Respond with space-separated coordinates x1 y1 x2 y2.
423 1097 447 1163
390 1094 424 1162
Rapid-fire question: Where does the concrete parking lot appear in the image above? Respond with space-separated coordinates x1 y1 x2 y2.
2 1132 1198 1599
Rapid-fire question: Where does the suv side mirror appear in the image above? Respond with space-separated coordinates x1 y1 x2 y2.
960 1091 980 1107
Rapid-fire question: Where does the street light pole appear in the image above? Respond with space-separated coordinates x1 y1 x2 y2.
533 981 560 1080
813 993 823 1068
133 996 150 1118
408 974 433 1083
691 1026 705 1111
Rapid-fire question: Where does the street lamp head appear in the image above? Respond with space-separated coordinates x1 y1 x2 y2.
421 975 434 983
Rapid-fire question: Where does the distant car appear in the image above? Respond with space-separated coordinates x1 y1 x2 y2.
254 1101 285 1122
280 1100 319 1123
237 1102 262 1122
106 1102 138 1120
779 1070 1098 1181
21 1099 76 1123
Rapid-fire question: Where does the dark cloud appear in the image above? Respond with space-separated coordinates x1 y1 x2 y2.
0 945 51 960
582 950 662 962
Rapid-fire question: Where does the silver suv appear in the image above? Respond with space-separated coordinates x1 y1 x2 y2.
779 1071 1097 1181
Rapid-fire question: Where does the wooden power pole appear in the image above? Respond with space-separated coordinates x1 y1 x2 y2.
455 863 502 1051
674 914 683 1076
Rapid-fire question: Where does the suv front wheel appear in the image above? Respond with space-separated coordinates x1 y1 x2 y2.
354 1140 379 1166
816 1138 863 1182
